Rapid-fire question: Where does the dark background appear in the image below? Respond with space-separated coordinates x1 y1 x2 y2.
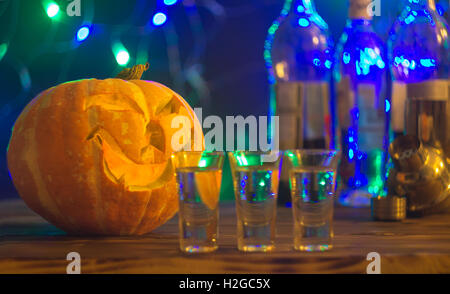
0 0 448 200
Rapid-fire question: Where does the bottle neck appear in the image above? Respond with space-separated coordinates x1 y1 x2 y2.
348 0 374 20
290 0 318 15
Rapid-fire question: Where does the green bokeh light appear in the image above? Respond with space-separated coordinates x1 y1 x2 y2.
115 50 130 66
46 3 60 18
0 43 8 62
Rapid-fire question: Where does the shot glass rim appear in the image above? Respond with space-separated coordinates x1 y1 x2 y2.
228 150 283 167
227 150 282 156
172 150 225 157
171 151 225 170
284 149 341 157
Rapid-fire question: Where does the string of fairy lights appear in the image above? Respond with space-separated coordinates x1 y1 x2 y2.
43 0 178 65
1 0 447 116
60 0 187 70
0 0 230 115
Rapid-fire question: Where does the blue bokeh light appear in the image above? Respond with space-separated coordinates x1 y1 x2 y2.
153 12 167 26
385 99 391 113
298 18 310 27
348 149 354 160
164 0 178 5
76 26 90 42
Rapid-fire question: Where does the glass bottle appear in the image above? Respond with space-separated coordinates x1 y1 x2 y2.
388 0 449 140
265 0 334 204
334 0 389 207
388 0 450 183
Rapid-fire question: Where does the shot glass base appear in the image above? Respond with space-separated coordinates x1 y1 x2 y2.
238 244 275 252
180 245 218 253
294 244 332 252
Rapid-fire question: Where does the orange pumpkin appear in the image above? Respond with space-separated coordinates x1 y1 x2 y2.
7 65 203 235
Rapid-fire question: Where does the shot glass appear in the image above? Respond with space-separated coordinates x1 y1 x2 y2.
228 151 282 252
284 150 340 252
172 151 225 253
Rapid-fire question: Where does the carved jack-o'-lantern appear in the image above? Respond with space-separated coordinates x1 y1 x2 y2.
7 64 203 235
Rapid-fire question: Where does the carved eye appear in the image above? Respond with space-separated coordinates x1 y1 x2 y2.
84 79 151 122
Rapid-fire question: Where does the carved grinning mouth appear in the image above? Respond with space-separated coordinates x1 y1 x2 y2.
82 81 198 192
86 124 173 192
84 89 175 192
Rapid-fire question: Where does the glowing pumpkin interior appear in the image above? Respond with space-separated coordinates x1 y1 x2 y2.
85 79 202 191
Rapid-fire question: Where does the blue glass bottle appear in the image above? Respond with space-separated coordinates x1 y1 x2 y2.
265 0 335 204
389 0 449 83
388 0 449 137
334 0 388 207
266 0 334 149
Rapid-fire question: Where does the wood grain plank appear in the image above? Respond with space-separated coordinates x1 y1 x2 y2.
1 199 450 274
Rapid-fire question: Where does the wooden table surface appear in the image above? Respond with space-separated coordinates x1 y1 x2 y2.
0 199 449 274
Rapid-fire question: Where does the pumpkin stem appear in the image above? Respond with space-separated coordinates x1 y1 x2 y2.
115 62 150 81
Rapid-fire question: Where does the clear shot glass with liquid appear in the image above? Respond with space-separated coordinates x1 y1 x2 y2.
172 151 224 253
284 150 340 252
228 151 282 252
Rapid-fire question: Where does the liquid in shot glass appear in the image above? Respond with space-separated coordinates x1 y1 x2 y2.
228 151 282 252
285 150 340 252
172 152 224 253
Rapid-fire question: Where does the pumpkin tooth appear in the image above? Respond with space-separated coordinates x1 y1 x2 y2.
86 125 101 141
86 126 139 162
102 156 119 185
100 128 170 189
118 174 126 185
140 146 154 162
155 96 173 116
128 158 175 192
140 145 165 164
146 121 165 152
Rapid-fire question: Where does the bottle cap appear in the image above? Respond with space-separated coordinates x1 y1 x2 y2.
371 195 407 221
349 0 374 20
